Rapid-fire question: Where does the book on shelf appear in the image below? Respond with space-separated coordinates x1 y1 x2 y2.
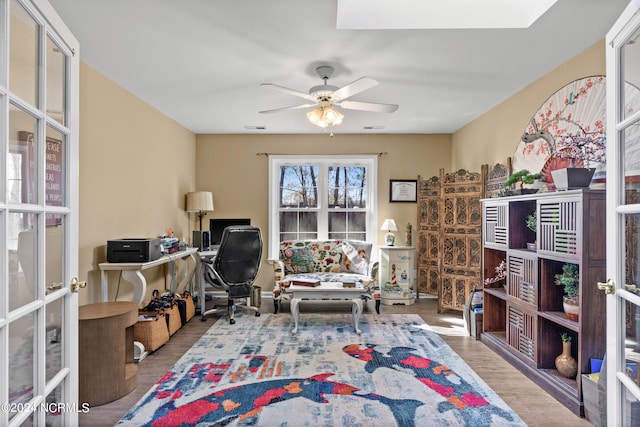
290 278 321 287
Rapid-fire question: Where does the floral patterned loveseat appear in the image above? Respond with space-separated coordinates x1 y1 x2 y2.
271 239 380 314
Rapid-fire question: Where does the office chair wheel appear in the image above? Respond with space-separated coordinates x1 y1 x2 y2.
201 315 207 322
255 312 260 317
229 318 236 325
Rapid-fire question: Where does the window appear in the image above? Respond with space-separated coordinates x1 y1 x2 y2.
268 155 377 257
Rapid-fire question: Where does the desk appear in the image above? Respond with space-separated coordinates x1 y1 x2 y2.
79 302 138 406
289 282 366 335
99 247 198 305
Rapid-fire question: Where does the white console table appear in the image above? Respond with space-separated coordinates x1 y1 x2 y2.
99 247 198 305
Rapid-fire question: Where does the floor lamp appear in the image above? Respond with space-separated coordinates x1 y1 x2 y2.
186 191 214 250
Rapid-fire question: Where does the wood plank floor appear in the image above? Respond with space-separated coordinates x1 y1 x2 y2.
79 297 592 426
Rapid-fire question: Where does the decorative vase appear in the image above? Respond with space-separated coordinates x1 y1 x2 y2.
526 242 537 251
550 167 595 190
555 341 578 379
563 295 579 322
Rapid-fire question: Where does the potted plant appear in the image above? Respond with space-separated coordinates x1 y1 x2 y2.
503 169 543 195
525 211 537 251
555 263 579 321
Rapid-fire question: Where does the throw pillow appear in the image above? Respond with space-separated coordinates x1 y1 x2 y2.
282 246 314 274
340 241 372 275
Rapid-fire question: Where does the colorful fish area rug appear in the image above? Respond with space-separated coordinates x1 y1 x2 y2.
117 314 526 426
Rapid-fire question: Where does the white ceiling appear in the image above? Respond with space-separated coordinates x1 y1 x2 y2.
48 0 629 135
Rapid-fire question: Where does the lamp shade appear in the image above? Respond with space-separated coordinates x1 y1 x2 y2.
185 191 214 212
380 218 398 232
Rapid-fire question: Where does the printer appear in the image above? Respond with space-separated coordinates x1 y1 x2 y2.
107 238 162 263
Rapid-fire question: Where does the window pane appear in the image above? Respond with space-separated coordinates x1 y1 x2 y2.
328 211 367 240
10 0 39 106
46 36 66 125
623 121 640 203
279 165 318 208
279 211 317 241
46 127 65 208
328 211 346 239
9 105 38 204
349 212 367 233
328 166 367 208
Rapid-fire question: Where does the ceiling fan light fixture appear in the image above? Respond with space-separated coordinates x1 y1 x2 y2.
307 108 323 124
307 106 344 128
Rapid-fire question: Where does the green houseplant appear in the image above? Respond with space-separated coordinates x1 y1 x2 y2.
503 169 543 194
555 263 579 321
525 211 537 251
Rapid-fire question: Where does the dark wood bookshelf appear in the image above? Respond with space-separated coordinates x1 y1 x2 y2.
480 189 606 417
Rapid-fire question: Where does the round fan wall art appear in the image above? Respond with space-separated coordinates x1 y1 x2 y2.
512 76 606 188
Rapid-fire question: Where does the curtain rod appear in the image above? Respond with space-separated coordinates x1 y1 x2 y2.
256 152 388 157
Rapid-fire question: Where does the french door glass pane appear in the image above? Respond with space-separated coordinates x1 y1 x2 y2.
8 104 38 204
8 312 36 422
46 36 66 125
46 383 64 426
622 26 640 121
9 211 37 311
45 126 65 207
9 0 38 106
621 385 640 426
46 219 64 294
46 298 63 383
623 122 640 202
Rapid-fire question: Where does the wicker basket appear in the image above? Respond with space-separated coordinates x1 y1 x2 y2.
167 304 182 336
134 312 170 352
184 294 196 322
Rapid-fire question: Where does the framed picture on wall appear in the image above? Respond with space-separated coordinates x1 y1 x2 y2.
389 179 417 202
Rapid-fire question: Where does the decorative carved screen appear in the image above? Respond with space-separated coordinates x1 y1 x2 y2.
417 168 485 312
483 159 512 198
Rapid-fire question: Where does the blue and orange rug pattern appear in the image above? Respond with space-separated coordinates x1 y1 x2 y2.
117 313 526 426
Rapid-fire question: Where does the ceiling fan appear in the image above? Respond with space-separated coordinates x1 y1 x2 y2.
259 65 398 128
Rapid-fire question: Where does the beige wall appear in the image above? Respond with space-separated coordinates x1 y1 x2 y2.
451 40 606 170
79 38 606 304
195 134 451 289
78 63 196 305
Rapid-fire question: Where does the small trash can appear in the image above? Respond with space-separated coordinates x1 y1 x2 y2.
250 285 262 308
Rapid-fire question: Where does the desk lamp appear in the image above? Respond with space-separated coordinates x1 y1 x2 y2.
381 218 398 246
186 191 214 250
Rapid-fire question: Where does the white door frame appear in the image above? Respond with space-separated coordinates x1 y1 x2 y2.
1 0 80 425
605 2 640 426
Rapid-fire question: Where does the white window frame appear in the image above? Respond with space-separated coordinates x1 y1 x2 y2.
268 154 378 258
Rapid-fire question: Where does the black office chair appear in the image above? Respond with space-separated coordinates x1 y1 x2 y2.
201 225 262 324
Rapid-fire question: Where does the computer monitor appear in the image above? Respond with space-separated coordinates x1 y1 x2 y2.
209 218 251 246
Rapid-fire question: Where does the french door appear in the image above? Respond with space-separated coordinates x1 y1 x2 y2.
1 0 80 425
605 1 640 425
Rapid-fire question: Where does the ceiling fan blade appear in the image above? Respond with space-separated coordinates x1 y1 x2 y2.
337 100 399 113
260 83 317 101
332 77 378 101
259 103 317 114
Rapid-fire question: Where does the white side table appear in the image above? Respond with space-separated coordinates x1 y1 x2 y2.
378 246 416 305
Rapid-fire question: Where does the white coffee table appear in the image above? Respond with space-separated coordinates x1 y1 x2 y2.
289 281 366 334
